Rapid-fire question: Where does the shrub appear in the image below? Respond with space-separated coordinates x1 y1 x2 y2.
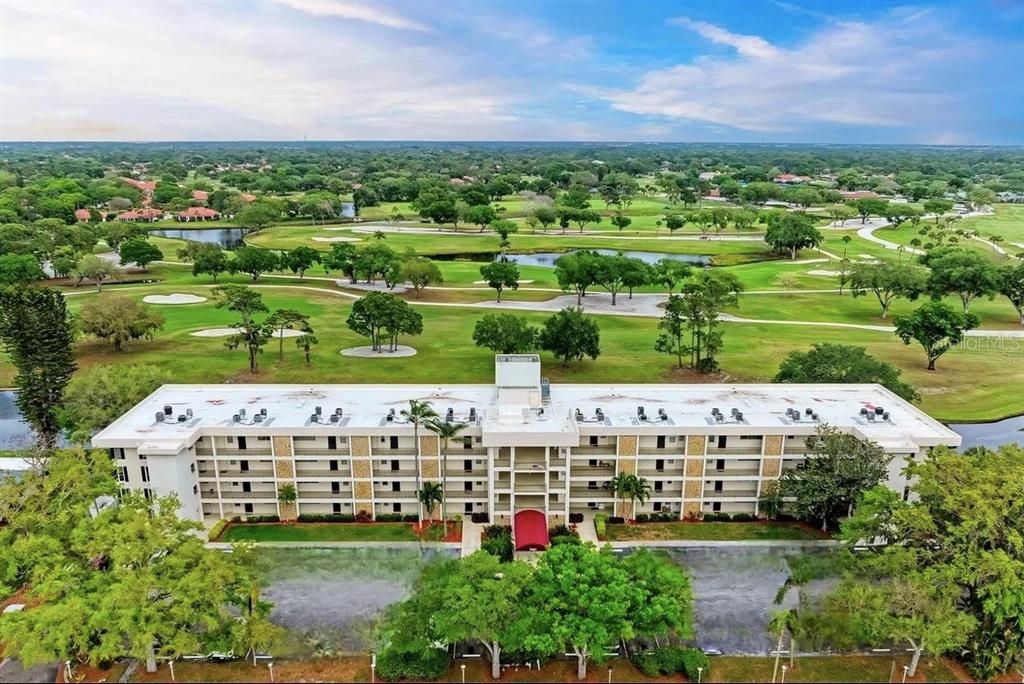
245 515 280 523
594 513 607 538
355 510 372 523
483 524 511 540
207 518 229 541
730 513 756 522
471 512 490 523
635 513 649 523
631 646 709 680
608 516 625 525
549 524 581 546
402 514 419 523
297 513 355 523
376 647 449 681
568 512 584 524
375 513 403 522
481 533 514 563
703 512 730 522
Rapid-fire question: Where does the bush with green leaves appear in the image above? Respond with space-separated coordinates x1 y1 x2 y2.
632 646 709 679
376 645 449 681
481 526 514 562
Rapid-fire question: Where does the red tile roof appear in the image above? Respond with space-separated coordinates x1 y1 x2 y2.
191 190 209 201
177 207 220 219
120 177 156 193
117 208 163 221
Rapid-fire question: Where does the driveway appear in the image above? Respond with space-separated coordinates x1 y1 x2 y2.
0 658 59 684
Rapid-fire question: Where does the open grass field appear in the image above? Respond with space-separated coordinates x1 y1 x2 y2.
7 273 1021 421
220 522 418 542
605 521 826 542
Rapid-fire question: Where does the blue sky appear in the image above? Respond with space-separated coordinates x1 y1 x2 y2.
1 0 1021 143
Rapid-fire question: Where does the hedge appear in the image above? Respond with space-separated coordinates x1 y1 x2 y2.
632 646 710 680
207 518 229 541
569 512 584 524
377 647 449 681
594 513 607 538
471 512 489 523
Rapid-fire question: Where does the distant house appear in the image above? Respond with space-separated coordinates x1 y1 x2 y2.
839 190 881 200
116 208 164 223
704 187 721 198
698 171 720 181
191 190 209 204
774 173 811 184
175 207 220 222
74 208 92 222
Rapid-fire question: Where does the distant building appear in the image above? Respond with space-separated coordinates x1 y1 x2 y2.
698 171 721 181
191 190 209 204
116 208 164 222
74 208 92 222
774 174 811 184
175 207 220 222
240 193 257 203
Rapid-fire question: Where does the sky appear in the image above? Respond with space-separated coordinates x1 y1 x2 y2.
1 0 1021 144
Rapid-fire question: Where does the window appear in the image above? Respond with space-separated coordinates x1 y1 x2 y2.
330 460 339 471
464 482 472 492
712 502 722 512
189 463 195 473
332 503 342 514
464 459 472 472
389 436 399 450
240 460 249 472
143 488 153 500
237 436 247 450
116 466 128 483
392 503 401 513
716 459 725 471
257 436 270 441
589 435 598 446
717 436 727 449
464 502 473 514
587 480 598 490
192 484 198 495
244 503 253 514
331 482 341 494
138 452 146 460
242 482 252 493
140 466 150 483
656 435 666 449
328 436 337 450
653 502 662 512
463 437 472 450
654 481 663 492
390 460 399 471
714 481 723 492
391 482 400 492
109 448 125 460
655 459 664 472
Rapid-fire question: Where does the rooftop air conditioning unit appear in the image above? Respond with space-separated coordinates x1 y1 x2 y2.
155 412 165 423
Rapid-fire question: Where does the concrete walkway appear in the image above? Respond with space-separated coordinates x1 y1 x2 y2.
576 512 600 544
206 540 458 550
461 519 484 557
608 539 840 549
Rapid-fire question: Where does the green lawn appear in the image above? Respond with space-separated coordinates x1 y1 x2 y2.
220 522 417 542
605 521 825 542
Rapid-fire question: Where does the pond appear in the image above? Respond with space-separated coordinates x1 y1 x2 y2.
947 414 1024 450
0 390 34 450
149 227 250 250
432 249 710 267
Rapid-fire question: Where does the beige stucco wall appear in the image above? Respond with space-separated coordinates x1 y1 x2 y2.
354 481 373 500
350 436 371 458
763 435 785 456
272 436 292 457
762 458 782 478
352 459 371 478
419 434 439 458
421 459 439 479
686 435 706 456
618 435 638 456
274 460 294 479
278 501 296 521
685 458 704 477
684 479 703 499
683 501 701 518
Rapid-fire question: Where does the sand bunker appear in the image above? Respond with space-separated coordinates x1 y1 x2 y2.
341 345 417 358
143 293 207 305
192 328 307 338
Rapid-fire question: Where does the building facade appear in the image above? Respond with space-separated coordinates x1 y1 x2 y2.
92 355 960 524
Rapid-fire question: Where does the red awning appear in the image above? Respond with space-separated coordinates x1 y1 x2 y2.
513 509 549 551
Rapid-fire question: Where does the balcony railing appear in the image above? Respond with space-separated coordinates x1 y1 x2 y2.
217 491 278 500
216 447 274 457
218 469 275 479
704 489 759 499
293 447 349 457
372 468 418 478
705 446 762 456
374 447 418 456
573 445 617 455
569 487 613 498
372 490 417 500
294 468 353 478
571 465 615 477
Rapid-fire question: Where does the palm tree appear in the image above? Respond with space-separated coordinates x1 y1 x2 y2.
603 474 651 520
417 481 444 522
603 473 631 518
425 417 468 533
401 399 437 525
277 483 297 521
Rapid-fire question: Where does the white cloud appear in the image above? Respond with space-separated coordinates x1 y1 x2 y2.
0 0 523 140
271 0 431 32
584 11 977 136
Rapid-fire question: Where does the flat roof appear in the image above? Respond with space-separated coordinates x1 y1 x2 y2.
92 382 960 452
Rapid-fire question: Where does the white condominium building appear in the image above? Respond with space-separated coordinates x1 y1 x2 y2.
91 355 960 524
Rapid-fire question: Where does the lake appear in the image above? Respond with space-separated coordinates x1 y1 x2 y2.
150 227 250 250
432 249 711 267
0 390 34 450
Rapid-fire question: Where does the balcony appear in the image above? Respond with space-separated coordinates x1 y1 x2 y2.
447 490 487 500
218 468 275 479
294 468 353 479
195 446 214 457
372 468 418 478
637 467 684 478
293 446 348 457
704 488 759 499
705 446 762 456
573 445 617 456
571 464 615 478
705 467 762 477
374 447 418 456
218 491 278 500
515 483 548 494
514 458 546 472
373 490 417 500
297 489 351 499
569 486 613 498
216 447 273 457
651 488 683 498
